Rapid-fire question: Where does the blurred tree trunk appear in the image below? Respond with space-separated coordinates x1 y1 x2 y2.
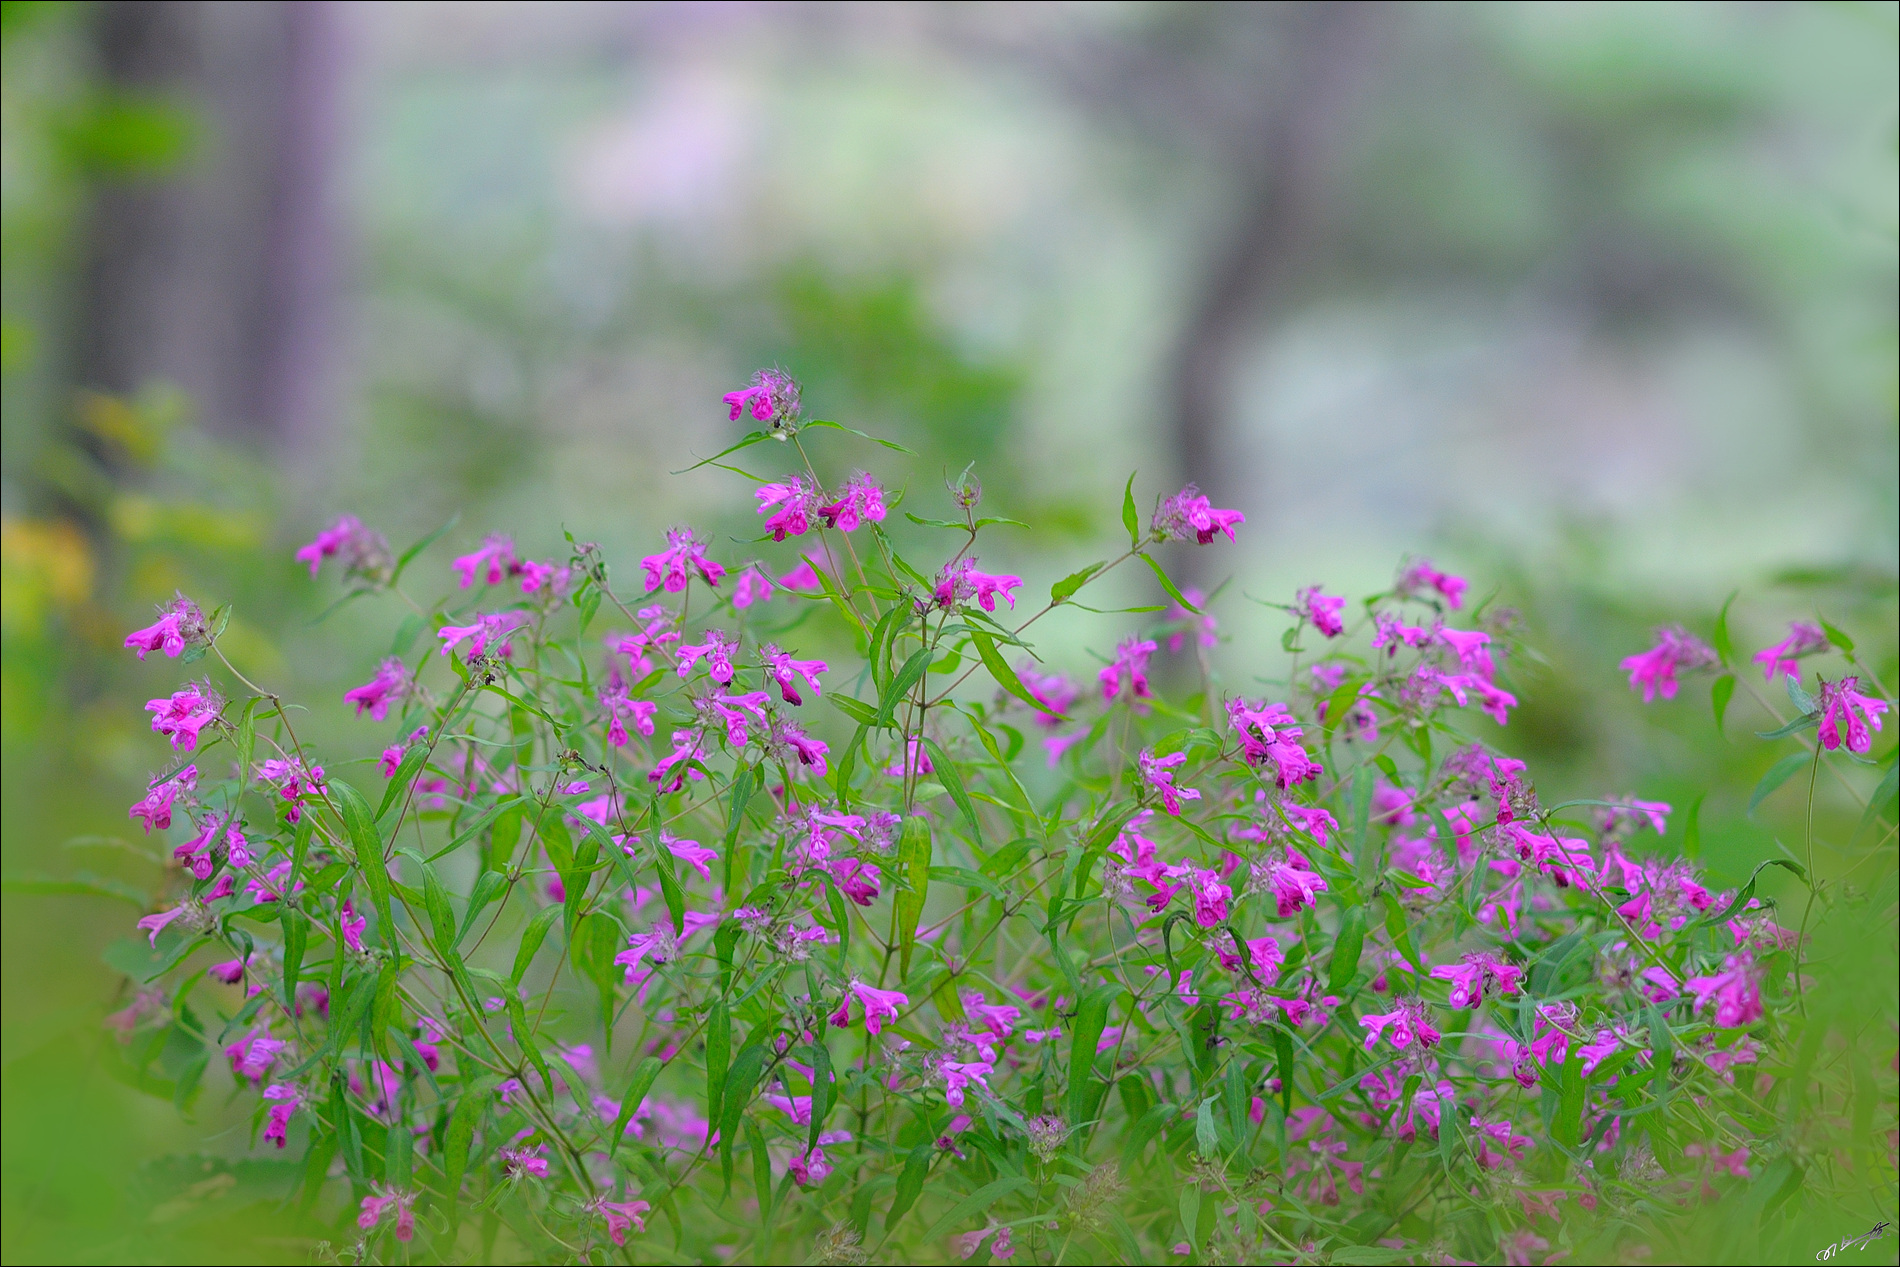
1166 1 1386 586
77 0 345 452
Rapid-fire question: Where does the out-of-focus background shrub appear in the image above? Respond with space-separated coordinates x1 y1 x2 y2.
1 2 1893 1261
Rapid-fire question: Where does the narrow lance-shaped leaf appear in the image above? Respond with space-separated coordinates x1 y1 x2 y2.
610 1056 664 1157
895 816 932 978
969 629 1064 720
329 779 393 936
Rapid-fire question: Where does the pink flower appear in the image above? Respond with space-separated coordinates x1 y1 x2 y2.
964 993 1022 1039
1817 675 1888 753
341 901 367 953
226 1026 285 1082
934 558 1022 612
1099 637 1156 702
938 1057 995 1108
130 764 198 833
173 812 249 879
208 955 250 985
594 1196 651 1245
1167 588 1219 653
1620 625 1717 702
722 368 800 427
124 596 203 659
344 658 411 721
262 1084 303 1147
607 606 680 675
1138 749 1200 815
1371 611 1432 652
650 730 708 793
698 689 771 746
1250 850 1329 918
451 534 522 588
601 690 659 747
641 527 726 593
731 565 776 608
1397 558 1468 610
1298 586 1346 637
1181 864 1230 928
1359 1000 1440 1052
1277 801 1338 847
1215 932 1284 984
829 981 908 1036
779 557 823 591
1438 627 1494 677
788 1145 832 1186
660 833 718 882
437 611 528 660
1753 621 1827 681
145 685 221 752
817 471 888 532
1685 1142 1751 1178
1428 952 1522 1009
255 757 326 822
1684 954 1764 1027
296 515 383 577
136 905 191 946
246 860 303 904
1154 483 1245 545
1470 1116 1531 1169
954 1223 1015 1260
676 629 739 683
828 857 881 906
499 1144 549 1179
763 644 827 704
755 476 820 541
358 1186 417 1242
769 719 829 777
1015 662 1076 724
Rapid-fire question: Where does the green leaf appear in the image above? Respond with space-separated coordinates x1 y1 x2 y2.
746 1117 773 1219
827 693 879 726
510 905 562 986
969 629 1064 720
1682 792 1705 862
610 1056 664 1157
391 513 460 585
719 1043 766 1191
877 649 933 728
442 1080 492 1210
1121 473 1140 547
672 429 770 474
1274 1029 1296 1114
2 870 147 906
1178 1187 1202 1255
1786 674 1819 715
280 908 307 1005
805 418 913 452
1051 562 1107 605
920 1176 1031 1246
706 1000 731 1129
1699 858 1808 927
1195 1097 1221 1159
1712 674 1736 732
1329 906 1367 992
1816 615 1854 653
456 871 508 948
1850 756 1898 843
895 817 933 978
1067 984 1119 1129
1747 751 1814 817
376 744 430 822
927 865 1007 902
806 1041 835 1151
1711 589 1737 666
885 1142 934 1232
1138 553 1198 613
421 862 457 953
922 738 980 840
328 779 392 937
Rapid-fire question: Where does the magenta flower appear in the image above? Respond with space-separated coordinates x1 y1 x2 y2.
1167 588 1219 653
262 1084 303 1147
437 611 528 660
661 833 719 882
378 726 426 777
358 1185 417 1242
731 565 775 608
593 1195 651 1246
1429 952 1522 1009
1684 1142 1751 1179
1251 849 1329 918
1100 636 1157 702
1397 558 1468 610
246 860 303 903
779 557 823 591
650 730 708 793
789 1134 850 1185
676 629 739 684
341 900 367 953
452 534 521 588
1138 749 1201 815
226 1026 285 1083
1371 611 1432 653
1297 585 1346 637
343 658 411 720
1684 954 1764 1027
954 1223 1015 1260
640 527 726 594
827 857 881 906
763 644 827 704
817 471 888 532
1471 1116 1530 1169
145 685 221 752
124 596 203 660
256 757 326 824
1214 932 1284 984
937 1056 995 1109
722 368 800 428
517 559 570 595
964 992 1022 1039
129 764 198 833
601 690 659 747
769 719 829 776
174 812 249 880
1438 627 1494 677
1360 1000 1440 1052
1154 483 1245 545
1816 675 1888 753
136 904 191 946
1277 801 1338 847
699 690 771 746
1182 864 1231 927
830 981 909 1036
934 558 1022 612
498 1144 550 1179
755 476 820 541
295 515 389 579
1619 625 1717 702
1753 621 1827 681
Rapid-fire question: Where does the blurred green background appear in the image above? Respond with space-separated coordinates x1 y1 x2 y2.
2 1 1894 1261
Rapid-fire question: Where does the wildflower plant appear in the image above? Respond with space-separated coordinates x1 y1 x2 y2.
100 372 1896 1263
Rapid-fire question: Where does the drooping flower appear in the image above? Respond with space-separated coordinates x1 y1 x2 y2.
954 1223 1016 1260
124 596 204 660
516 559 570 595
358 1185 417 1242
1214 931 1284 984
817 472 888 532
601 690 659 747
934 558 1022 612
763 644 827 704
130 764 198 833
828 857 881 905
173 812 249 879
1360 999 1441 1053
136 904 193 946
779 557 823 592
343 658 411 721
499 1143 550 1179
964 992 1022 1040
1753 621 1828 682
1297 586 1346 638
296 515 389 579
255 757 326 823
451 534 521 588
593 1195 652 1246
829 981 909 1036
341 900 367 953
1684 954 1764 1027
722 367 801 430
641 527 726 593
1437 626 1494 677
145 684 221 752
938 1056 996 1109
1100 637 1157 702
1153 483 1245 545
1471 1116 1531 1169
1620 626 1717 703
676 629 740 684
262 1084 304 1147
1816 675 1888 753
768 719 829 777
608 606 680 676
1247 848 1329 918
1137 749 1200 815
1396 558 1468 610
1371 611 1433 653
437 611 528 660
698 690 771 746
649 730 708 793
1166 589 1219 653
1429 952 1523 1009
226 1026 286 1083
731 565 776 609
755 476 821 541
1181 864 1231 927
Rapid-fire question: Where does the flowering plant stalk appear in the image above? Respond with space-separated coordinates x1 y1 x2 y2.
104 372 1895 1265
